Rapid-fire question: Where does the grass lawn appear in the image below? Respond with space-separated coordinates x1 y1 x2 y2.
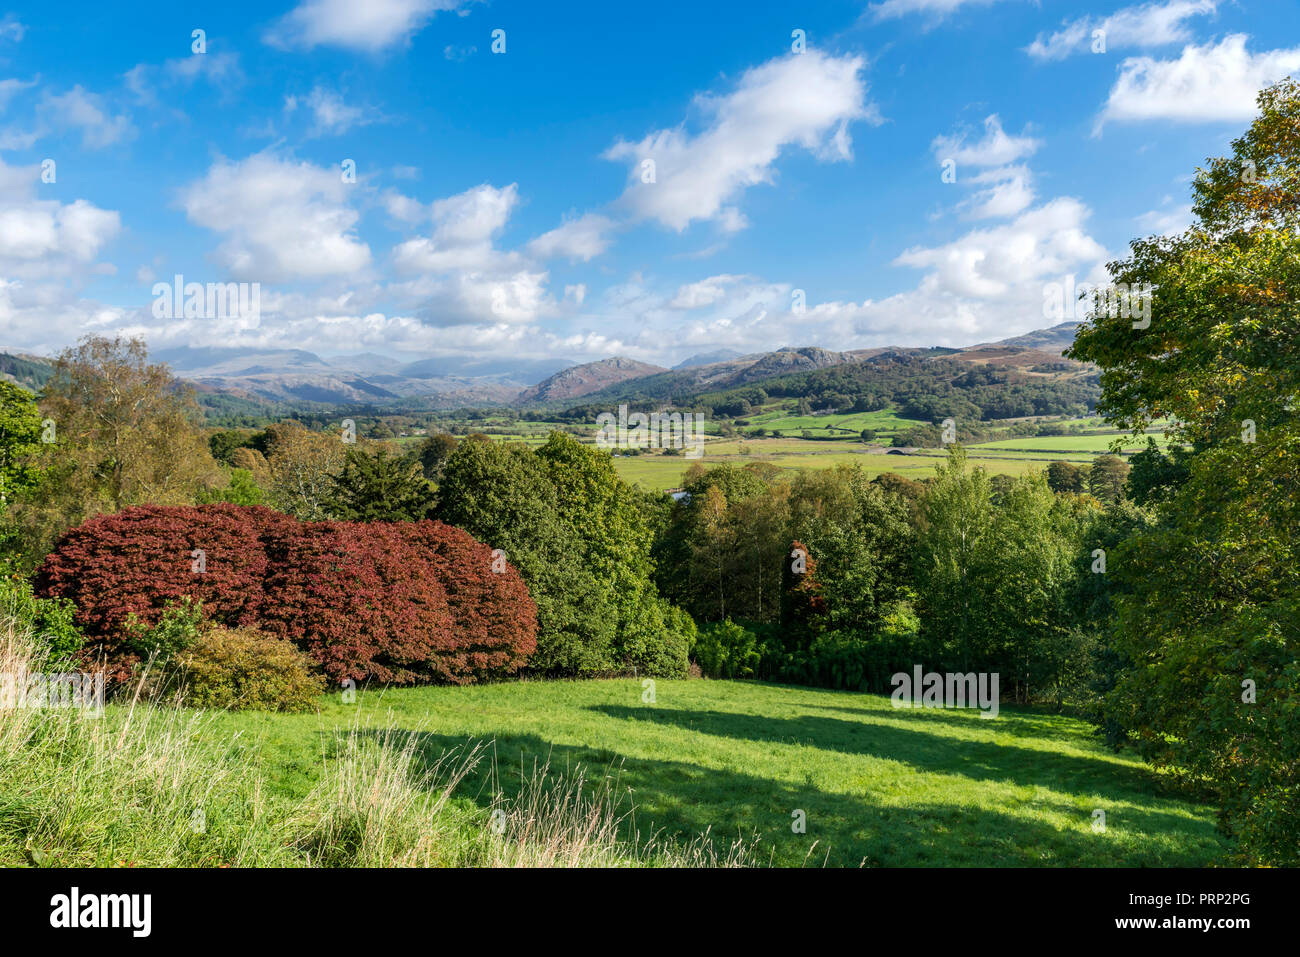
203 678 1226 867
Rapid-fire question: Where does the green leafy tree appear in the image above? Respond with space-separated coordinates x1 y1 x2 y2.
1068 78 1300 865
0 381 43 509
323 447 435 521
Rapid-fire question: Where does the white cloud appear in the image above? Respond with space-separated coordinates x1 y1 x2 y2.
0 15 24 42
285 86 375 136
604 50 871 232
392 183 520 273
41 86 133 148
1098 35 1300 127
932 114 1040 168
870 0 1012 23
179 152 371 282
526 213 615 262
965 164 1035 218
1136 202 1194 236
265 0 465 53
933 116 1040 219
0 159 120 278
1026 1 1216 61
669 274 751 309
389 183 562 325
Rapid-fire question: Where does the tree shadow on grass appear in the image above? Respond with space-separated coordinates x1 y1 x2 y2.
584 704 1171 799
363 726 1224 868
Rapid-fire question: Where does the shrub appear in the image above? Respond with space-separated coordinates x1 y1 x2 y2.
0 573 83 667
693 619 760 679
391 521 537 681
33 504 296 676
176 626 325 712
36 506 538 686
124 597 206 664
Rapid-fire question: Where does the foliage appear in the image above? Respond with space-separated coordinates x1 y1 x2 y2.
7 336 221 569
1068 78 1300 864
0 381 43 508
34 505 536 686
436 432 687 677
124 597 206 665
323 447 434 521
0 572 83 667
175 626 325 712
692 619 760 679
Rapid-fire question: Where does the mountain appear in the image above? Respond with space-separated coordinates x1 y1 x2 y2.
974 322 1081 355
517 357 668 403
674 349 743 369
0 352 54 392
144 346 544 408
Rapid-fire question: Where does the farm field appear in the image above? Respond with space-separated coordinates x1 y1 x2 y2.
200 678 1225 867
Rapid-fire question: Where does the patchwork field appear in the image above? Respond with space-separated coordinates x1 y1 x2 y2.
203 678 1224 867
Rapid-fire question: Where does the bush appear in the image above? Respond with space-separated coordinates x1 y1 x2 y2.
33 504 295 678
176 626 325 712
0 573 83 667
693 619 760 679
36 507 538 686
123 597 205 664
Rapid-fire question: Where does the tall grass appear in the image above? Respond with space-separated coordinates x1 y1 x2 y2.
0 613 758 868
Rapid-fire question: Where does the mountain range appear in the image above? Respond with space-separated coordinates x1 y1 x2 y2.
0 322 1085 410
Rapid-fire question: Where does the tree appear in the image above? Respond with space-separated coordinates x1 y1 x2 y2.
262 421 348 520
913 447 995 672
0 381 42 508
434 435 619 675
1046 460 1087 494
417 432 459 481
1087 454 1130 503
323 447 435 521
10 337 219 566
1067 78 1300 864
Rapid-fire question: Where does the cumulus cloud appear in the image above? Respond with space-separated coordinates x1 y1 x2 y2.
0 158 120 278
525 213 615 263
389 183 562 325
604 50 872 232
179 152 371 282
1026 1 1216 61
265 0 466 53
932 114 1040 168
40 86 133 148
1098 35 1300 127
933 116 1040 219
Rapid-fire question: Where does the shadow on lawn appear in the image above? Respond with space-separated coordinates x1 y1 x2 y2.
586 704 1166 797
371 721 1223 868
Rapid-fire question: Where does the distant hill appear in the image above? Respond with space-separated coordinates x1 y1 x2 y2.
517 357 668 403
673 349 743 369
0 352 54 392
974 321 1081 355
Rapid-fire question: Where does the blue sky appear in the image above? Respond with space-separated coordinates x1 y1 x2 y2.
1 0 1298 367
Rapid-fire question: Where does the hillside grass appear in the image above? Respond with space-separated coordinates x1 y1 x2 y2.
196 678 1225 867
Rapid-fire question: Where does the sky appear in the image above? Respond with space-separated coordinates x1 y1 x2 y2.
0 0 1298 368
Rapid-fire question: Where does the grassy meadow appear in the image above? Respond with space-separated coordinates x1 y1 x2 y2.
187 678 1222 867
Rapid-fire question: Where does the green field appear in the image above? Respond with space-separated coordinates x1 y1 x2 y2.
612 441 1079 490
202 678 1224 867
